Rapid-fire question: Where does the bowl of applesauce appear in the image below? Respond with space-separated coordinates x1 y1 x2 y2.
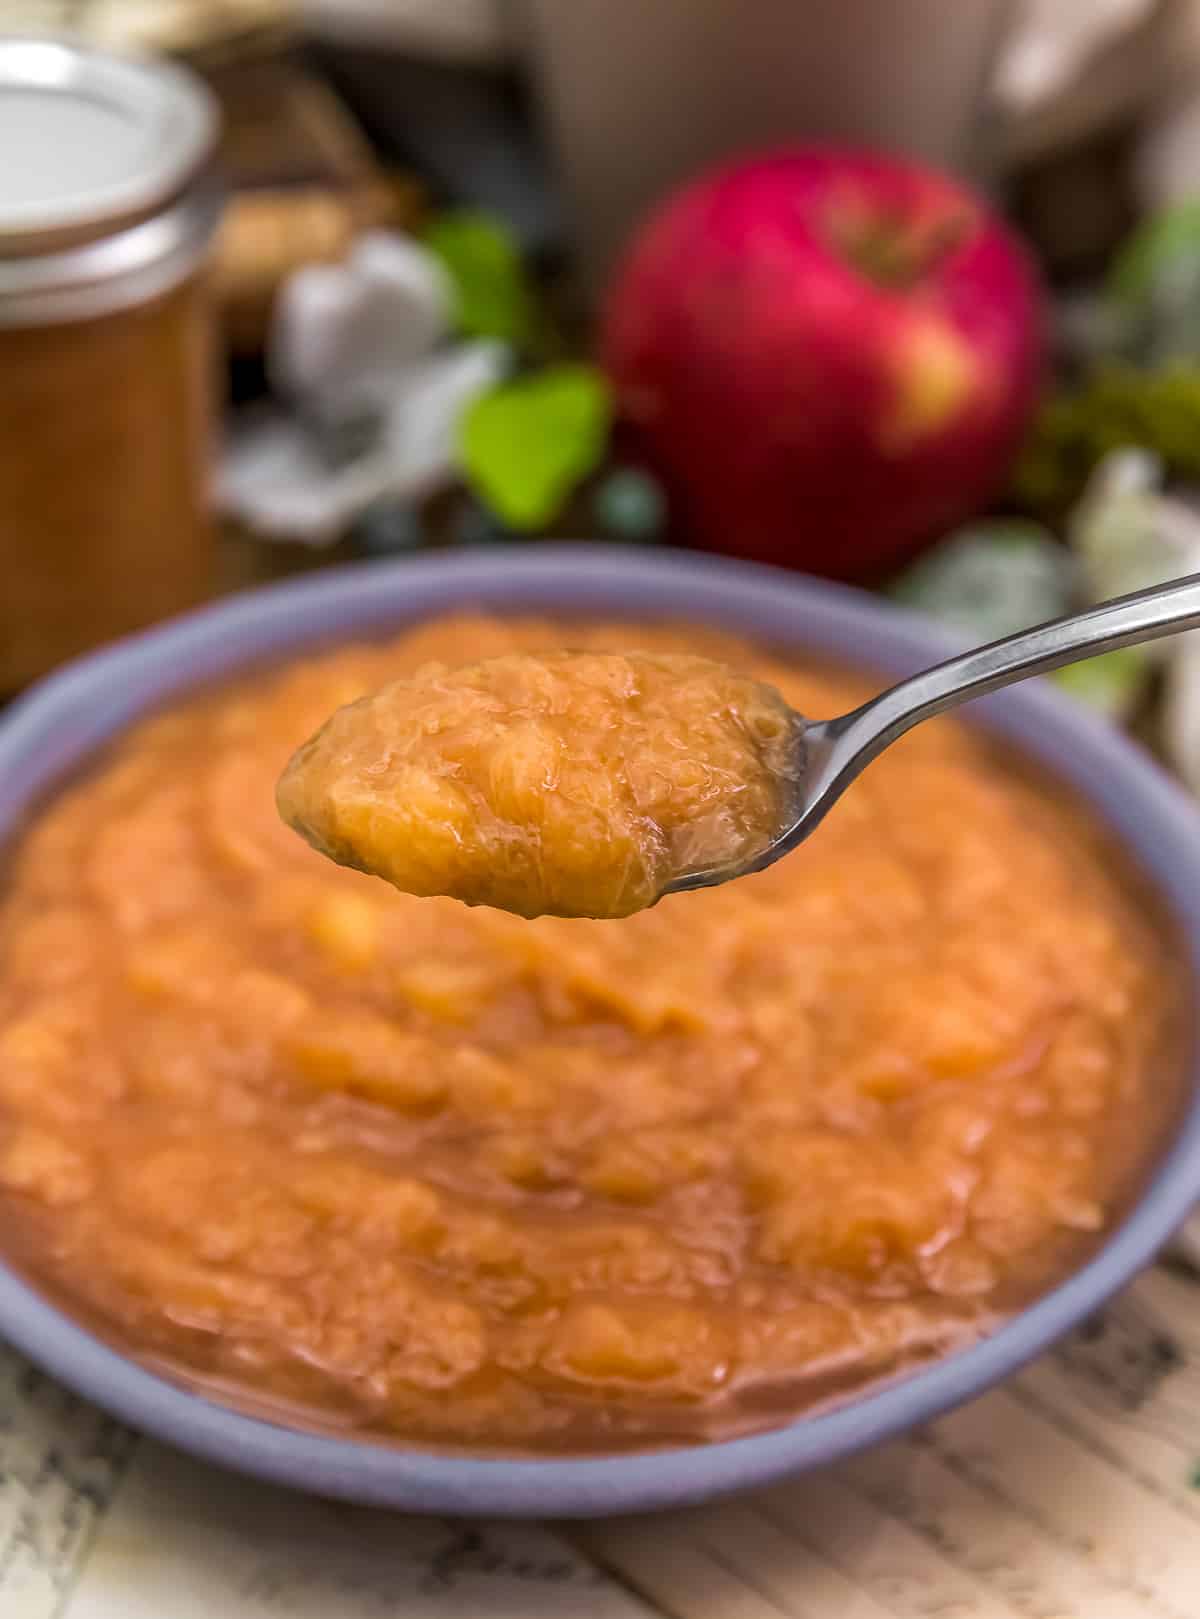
0 544 1197 1517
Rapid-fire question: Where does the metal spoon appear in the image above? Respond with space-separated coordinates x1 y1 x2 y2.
666 573 1200 897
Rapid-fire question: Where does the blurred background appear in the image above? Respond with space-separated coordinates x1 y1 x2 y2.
9 0 1200 786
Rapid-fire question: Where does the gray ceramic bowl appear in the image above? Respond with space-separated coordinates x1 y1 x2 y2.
1 545 1198 1518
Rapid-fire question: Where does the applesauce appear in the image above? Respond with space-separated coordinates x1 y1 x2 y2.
0 615 1183 1452
277 651 802 918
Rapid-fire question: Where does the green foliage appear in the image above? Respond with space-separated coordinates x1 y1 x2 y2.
459 366 612 531
425 211 535 347
1051 649 1150 719
1106 202 1200 365
1013 366 1200 519
1109 202 1200 304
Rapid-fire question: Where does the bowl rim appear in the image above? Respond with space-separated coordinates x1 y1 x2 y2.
1 542 1198 1518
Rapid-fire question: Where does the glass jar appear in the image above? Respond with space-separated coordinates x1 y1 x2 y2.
0 37 222 692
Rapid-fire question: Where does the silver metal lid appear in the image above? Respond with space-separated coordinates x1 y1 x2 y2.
0 35 219 253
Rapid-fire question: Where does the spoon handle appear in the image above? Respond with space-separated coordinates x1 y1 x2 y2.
800 573 1200 832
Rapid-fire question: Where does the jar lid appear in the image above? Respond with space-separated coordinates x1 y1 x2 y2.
0 35 218 253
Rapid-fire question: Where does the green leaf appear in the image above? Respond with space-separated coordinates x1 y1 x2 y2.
1108 203 1200 305
1051 649 1150 719
459 366 612 531
424 211 535 346
1105 204 1200 366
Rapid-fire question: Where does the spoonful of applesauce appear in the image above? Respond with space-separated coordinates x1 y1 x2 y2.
277 575 1200 920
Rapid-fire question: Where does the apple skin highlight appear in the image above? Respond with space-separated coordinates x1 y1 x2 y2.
602 148 1045 581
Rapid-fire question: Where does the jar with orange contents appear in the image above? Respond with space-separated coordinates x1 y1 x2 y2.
0 37 222 692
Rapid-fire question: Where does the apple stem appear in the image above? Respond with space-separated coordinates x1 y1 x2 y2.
830 209 974 290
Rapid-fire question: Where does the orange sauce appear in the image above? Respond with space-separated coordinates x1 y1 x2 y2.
0 615 1182 1451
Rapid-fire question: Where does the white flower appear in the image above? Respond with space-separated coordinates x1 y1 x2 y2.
220 341 508 546
270 234 453 410
219 232 509 545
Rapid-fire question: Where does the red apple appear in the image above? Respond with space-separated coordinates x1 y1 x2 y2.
602 149 1044 580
